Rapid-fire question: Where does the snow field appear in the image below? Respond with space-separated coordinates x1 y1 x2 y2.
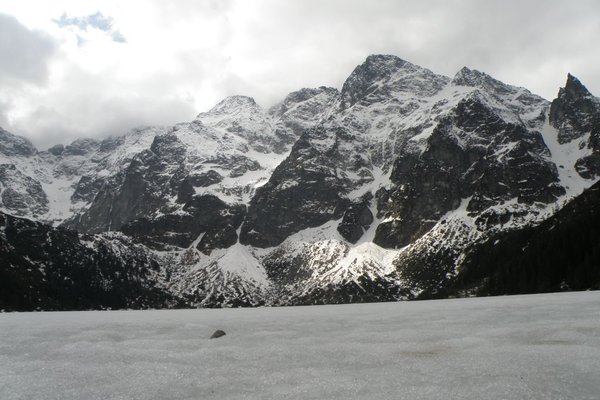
1 291 599 399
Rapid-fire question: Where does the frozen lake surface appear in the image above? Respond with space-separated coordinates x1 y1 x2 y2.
1 292 599 399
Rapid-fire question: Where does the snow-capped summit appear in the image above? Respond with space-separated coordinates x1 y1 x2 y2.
340 54 448 108
194 95 269 145
204 95 260 114
197 95 263 125
451 66 507 90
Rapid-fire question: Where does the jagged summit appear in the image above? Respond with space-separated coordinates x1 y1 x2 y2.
550 73 600 165
452 66 533 98
561 73 593 100
452 66 491 87
363 54 412 70
340 54 449 108
450 65 548 128
193 94 268 144
198 95 261 118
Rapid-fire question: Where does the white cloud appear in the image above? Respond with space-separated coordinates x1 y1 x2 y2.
0 13 56 86
0 0 599 149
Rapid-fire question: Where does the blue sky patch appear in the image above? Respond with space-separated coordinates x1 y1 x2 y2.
54 12 126 43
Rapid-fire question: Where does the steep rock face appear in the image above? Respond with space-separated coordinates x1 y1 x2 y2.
237 57 600 306
70 133 188 233
0 164 49 217
240 126 352 247
336 194 374 244
269 87 339 152
549 74 600 178
243 55 562 251
0 128 37 157
0 130 48 218
242 56 450 247
375 93 563 248
121 194 246 252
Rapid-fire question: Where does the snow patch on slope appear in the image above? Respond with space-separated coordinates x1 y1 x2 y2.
207 242 269 286
541 117 597 197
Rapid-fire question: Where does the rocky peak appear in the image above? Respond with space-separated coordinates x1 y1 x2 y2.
64 138 101 156
452 67 517 97
550 74 600 146
0 128 37 157
355 54 413 79
201 95 261 117
557 73 593 101
549 74 600 178
452 67 548 128
452 67 488 86
149 133 187 164
194 95 268 144
340 54 449 108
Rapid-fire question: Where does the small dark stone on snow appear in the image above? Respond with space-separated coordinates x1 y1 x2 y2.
210 330 226 339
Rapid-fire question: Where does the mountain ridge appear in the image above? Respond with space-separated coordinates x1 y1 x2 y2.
1 54 599 310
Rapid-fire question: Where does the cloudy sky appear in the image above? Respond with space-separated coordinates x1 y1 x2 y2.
1 0 599 149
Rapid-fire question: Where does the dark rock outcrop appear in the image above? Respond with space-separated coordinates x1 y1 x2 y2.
0 211 178 311
240 126 351 248
176 170 223 203
337 195 374 244
0 128 37 157
122 194 245 253
64 138 100 156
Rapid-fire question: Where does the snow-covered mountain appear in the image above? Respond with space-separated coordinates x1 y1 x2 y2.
1 54 600 310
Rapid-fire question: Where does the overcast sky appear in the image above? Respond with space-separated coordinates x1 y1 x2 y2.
1 0 599 149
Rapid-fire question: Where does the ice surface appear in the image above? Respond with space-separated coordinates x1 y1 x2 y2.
1 292 599 400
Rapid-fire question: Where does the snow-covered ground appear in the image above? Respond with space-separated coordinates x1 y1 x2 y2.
1 292 599 399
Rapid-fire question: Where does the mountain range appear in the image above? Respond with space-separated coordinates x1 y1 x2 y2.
1 54 599 311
